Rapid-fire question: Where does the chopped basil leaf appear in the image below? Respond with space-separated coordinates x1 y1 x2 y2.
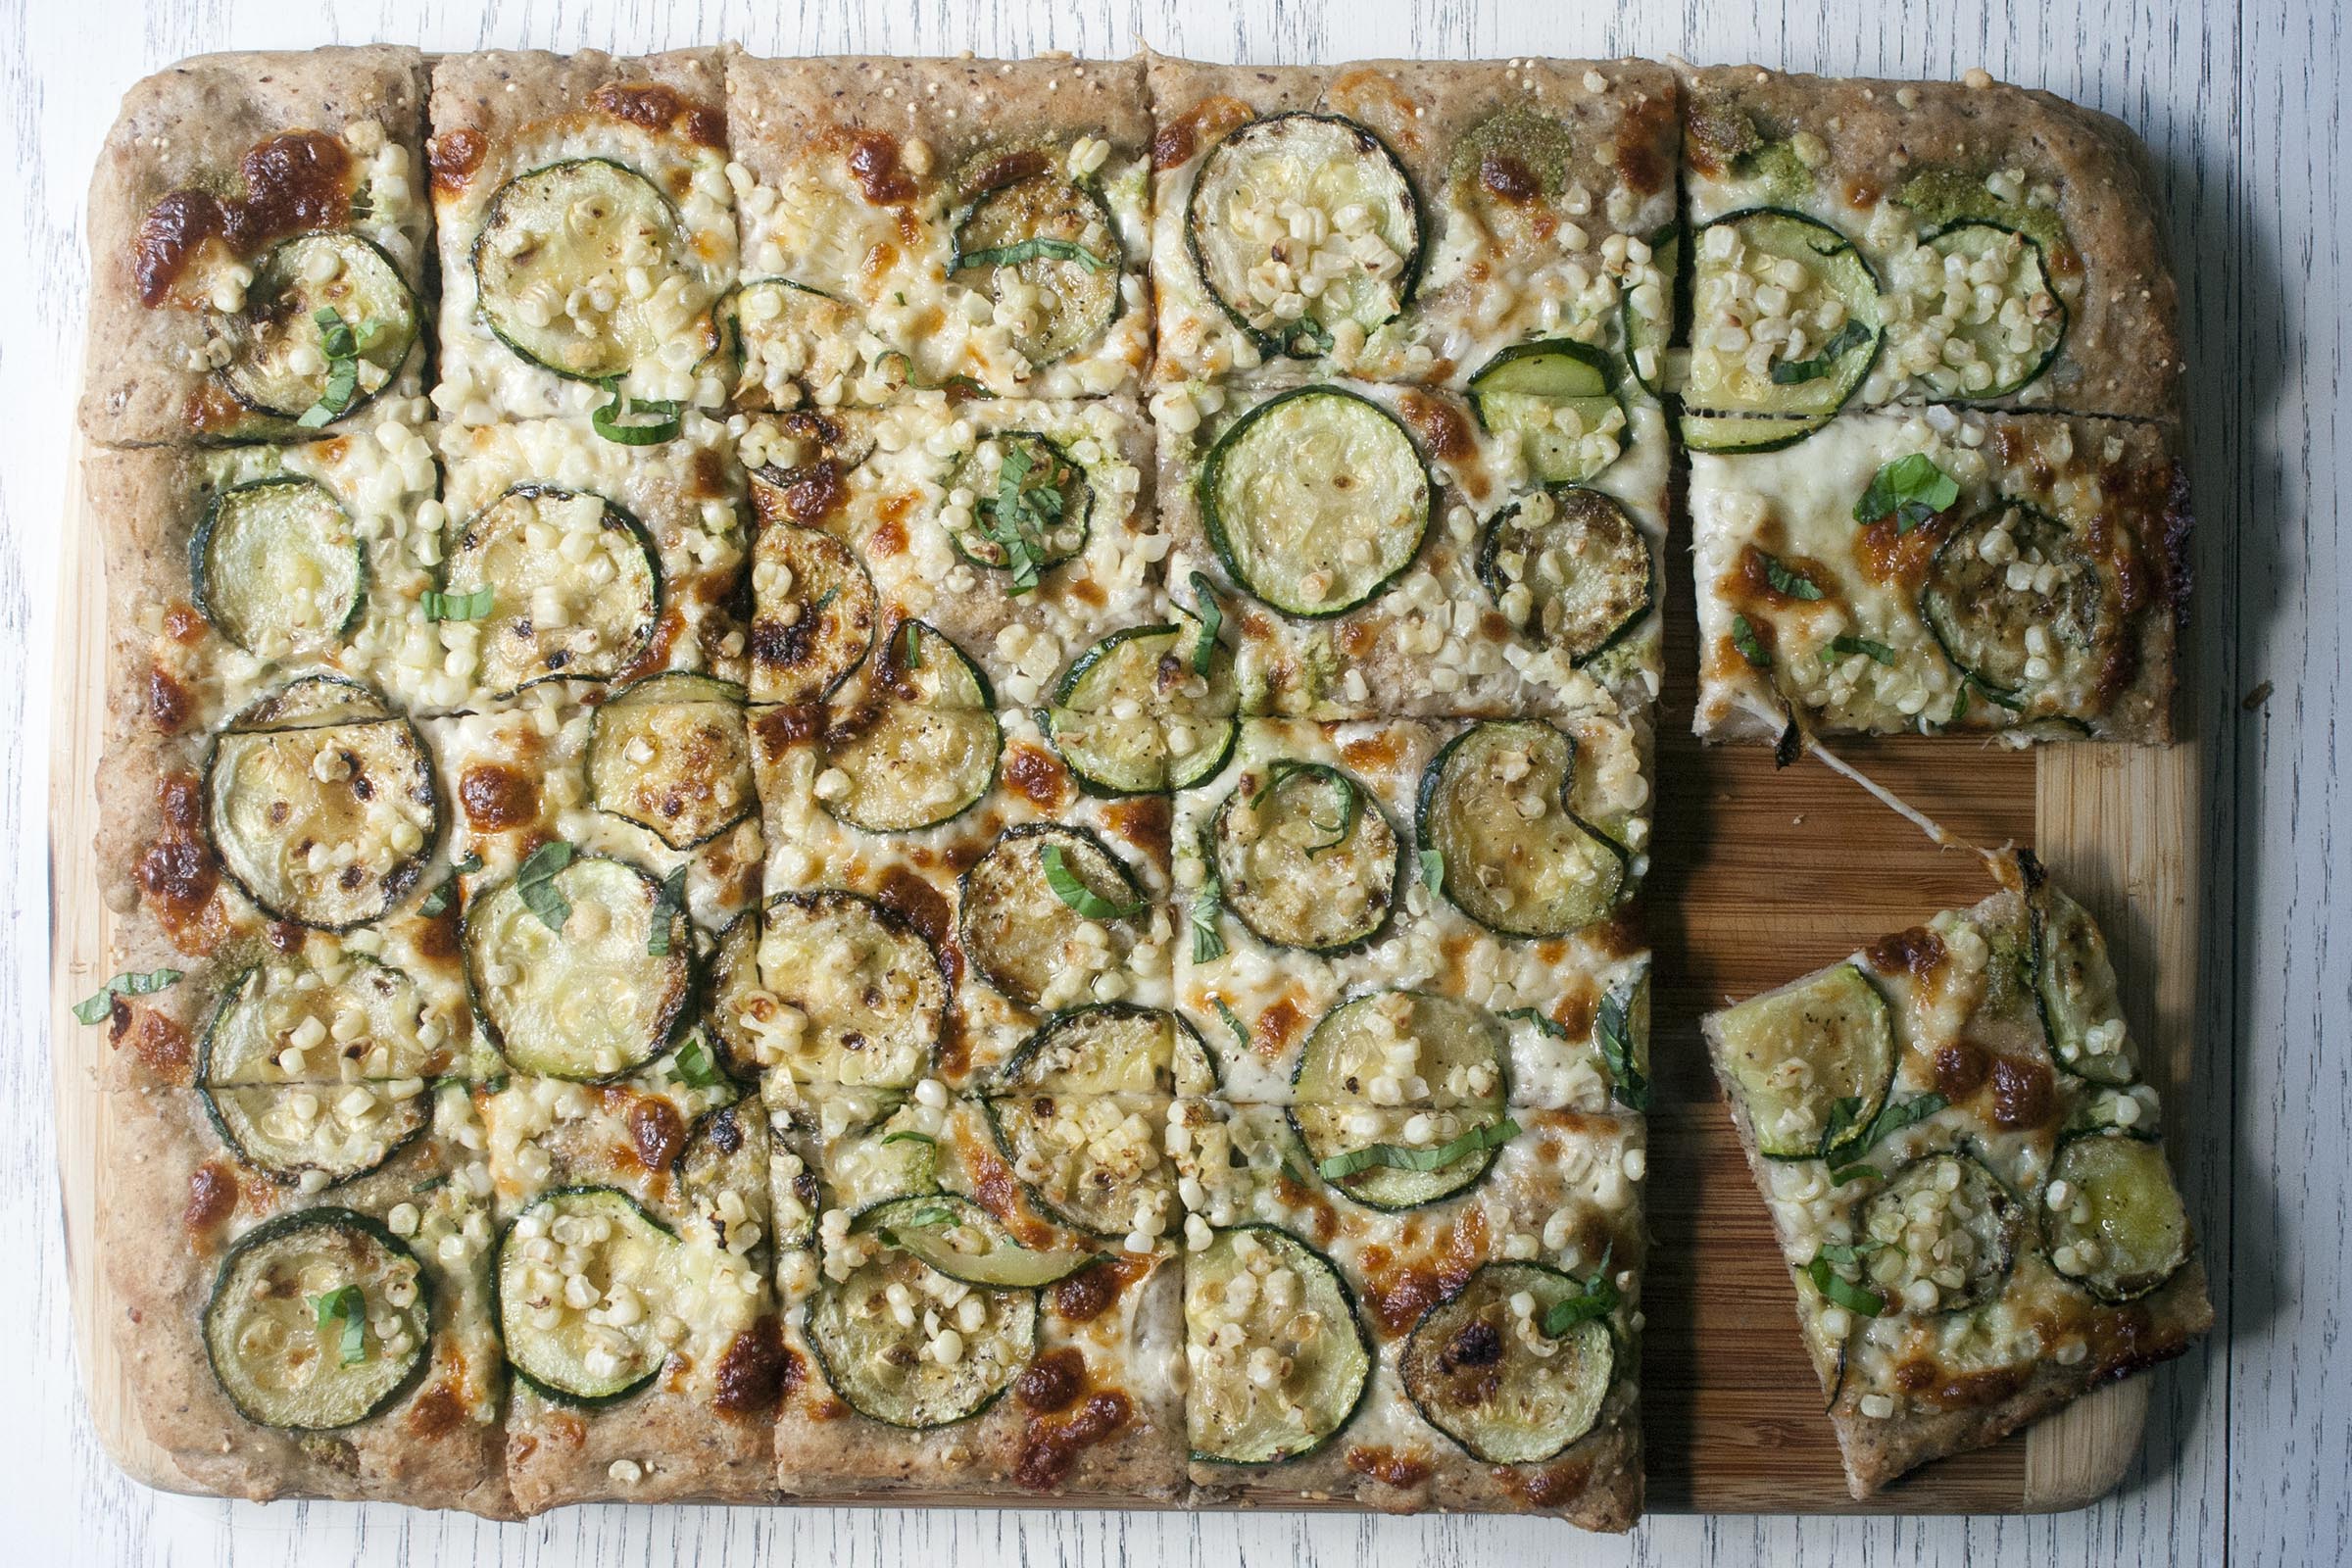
411 1173 451 1194
1499 1005 1569 1040
1541 1245 1621 1335
514 840 576 932
1040 842 1144 921
1595 985 1648 1112
1211 997 1250 1054
1189 570 1224 676
1814 1241 1886 1267
1419 848 1445 892
1254 760 1360 857
900 622 924 668
1829 1162 1882 1186
416 853 483 917
981 442 1047 594
669 1035 723 1088
1817 1095 1868 1159
1821 634 1896 666
422 586 494 622
958 236 1114 272
1769 319 1871 385
1859 1093 1948 1149
646 864 689 956
1191 826 1227 961
1731 613 1773 669
1853 454 1961 533
1950 680 1972 725
296 307 363 427
1317 1116 1521 1181
1761 553 1824 601
310 1284 369 1365
1804 1252 1887 1317
880 1130 937 1149
72 966 183 1024
1292 315 1336 355
591 379 685 446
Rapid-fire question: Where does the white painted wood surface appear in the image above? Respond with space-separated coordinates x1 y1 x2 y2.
4 0 2337 1561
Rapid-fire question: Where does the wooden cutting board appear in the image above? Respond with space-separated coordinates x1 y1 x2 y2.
45 435 2199 1516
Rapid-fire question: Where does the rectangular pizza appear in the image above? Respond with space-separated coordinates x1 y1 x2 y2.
1699 855 2211 1497
81 45 432 446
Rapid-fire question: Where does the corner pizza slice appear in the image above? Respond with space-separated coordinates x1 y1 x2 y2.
82 46 431 445
723 53 1151 405
1700 856 2211 1498
1689 407 2187 743
426 48 735 426
1145 56 1678 393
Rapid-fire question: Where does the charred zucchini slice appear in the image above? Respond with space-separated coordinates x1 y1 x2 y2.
1854 1152 2024 1314
496 1186 678 1404
957 823 1149 1009
1200 386 1433 617
196 957 440 1085
1911 221 2066 400
821 622 1001 833
984 1094 1172 1239
1399 1260 1616 1464
202 1082 430 1186
192 475 365 657
710 891 944 1088
1187 113 1422 358
1044 622 1239 796
1466 340 1627 483
2043 1131 2191 1302
1712 963 1897 1161
441 484 662 694
203 1207 431 1430
1476 487 1654 665
1185 1225 1371 1464
218 232 418 421
952 162 1124 367
1290 991 1511 1210
2032 886 2136 1084
1685 209 1884 433
853 1194 1099 1288
944 431 1092 587
464 854 692 1082
805 1249 1037 1429
1210 761 1399 954
1920 504 2114 709
749 521 877 705
1416 719 1629 940
586 672 756 850
996 1004 1217 1099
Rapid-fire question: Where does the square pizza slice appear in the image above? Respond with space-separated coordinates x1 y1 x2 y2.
100 1082 508 1512
1167 1099 1644 1527
1699 857 2211 1497
81 46 432 445
1146 56 1678 393
426 48 735 426
723 53 1152 405
1676 64 2181 436
1688 407 2188 743
1157 377 1669 719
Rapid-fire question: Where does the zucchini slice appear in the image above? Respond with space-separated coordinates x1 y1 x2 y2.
202 1082 430 1185
1185 1225 1371 1464
854 1194 1099 1288
218 231 418 421
1853 1152 2023 1314
1676 412 1822 454
944 431 1092 585
2032 886 2136 1085
951 165 1124 367
464 855 692 1082
1712 963 1897 1161
956 823 1149 1009
226 670 388 730
750 521 877 705
496 1186 678 1404
2042 1132 2191 1302
1685 209 1884 431
1466 340 1627 484
717 277 863 405
1416 720 1629 940
1399 1261 1615 1464
1043 622 1239 796
1200 386 1433 617
1920 505 2114 707
1210 762 1399 954
205 698 437 932
1625 226 1680 398
1476 487 1654 665
586 672 756 850
472 159 713 381
1911 221 2066 400
821 622 1001 834
710 891 945 1088
192 475 365 657
1187 113 1422 358
983 1093 1171 1239
442 484 662 694
203 1207 431 1430
805 1250 1037 1429
996 1003 1217 1099
196 957 436 1085
1289 990 1511 1209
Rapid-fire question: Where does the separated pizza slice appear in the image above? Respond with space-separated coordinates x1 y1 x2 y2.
724 53 1152 405
1688 407 2188 743
1700 858 2210 1498
81 46 432 445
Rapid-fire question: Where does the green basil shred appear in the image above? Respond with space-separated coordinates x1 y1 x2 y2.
514 841 576 932
1317 1116 1520 1181
72 967 183 1025
1040 842 1144 921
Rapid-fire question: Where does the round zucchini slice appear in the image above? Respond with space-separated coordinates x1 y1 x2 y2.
1185 1225 1371 1464
496 1186 678 1404
464 855 692 1082
957 824 1149 1008
1911 221 2066 400
951 165 1124 367
205 702 437 931
1685 209 1884 426
1200 386 1433 617
442 484 662 694
1477 487 1654 666
983 1092 1171 1238
1920 504 2114 708
944 431 1092 584
586 672 756 850
1465 340 1627 484
202 1082 430 1185
473 158 713 381
821 622 1001 833
197 956 436 1085
1676 412 1823 454
853 1194 1099 1288
202 1207 431 1430
1399 1261 1615 1464
1854 1152 2024 1314
1416 719 1630 940
1043 622 1239 796
2033 886 2135 1085
1210 761 1399 954
2042 1132 2191 1302
1712 962 1896 1161
227 670 389 729
218 231 418 420
717 277 863 404
750 522 877 705
711 891 945 1088
805 1250 1038 1429
192 475 365 657
1290 990 1511 1209
996 1003 1217 1099
1187 113 1422 358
